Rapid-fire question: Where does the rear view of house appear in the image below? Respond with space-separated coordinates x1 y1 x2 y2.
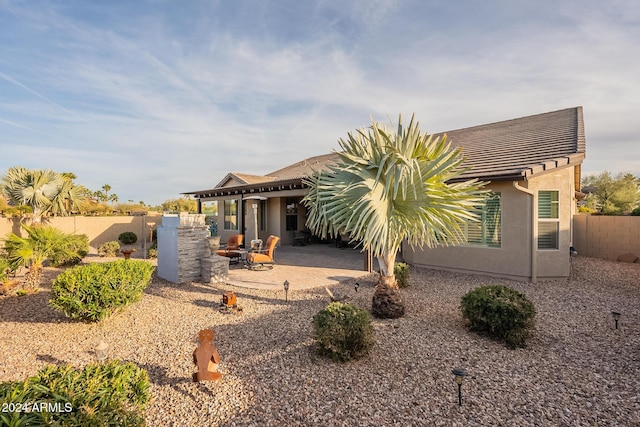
185 107 586 282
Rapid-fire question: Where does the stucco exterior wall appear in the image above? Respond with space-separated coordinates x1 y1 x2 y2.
403 166 578 281
525 166 576 278
402 180 533 280
573 215 640 260
267 197 283 243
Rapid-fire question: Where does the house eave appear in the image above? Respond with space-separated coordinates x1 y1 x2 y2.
449 152 586 183
185 152 586 197
183 178 306 199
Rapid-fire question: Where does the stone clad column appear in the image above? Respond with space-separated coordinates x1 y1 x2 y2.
158 213 209 283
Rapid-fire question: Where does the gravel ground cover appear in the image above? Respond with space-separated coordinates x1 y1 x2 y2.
1 256 638 426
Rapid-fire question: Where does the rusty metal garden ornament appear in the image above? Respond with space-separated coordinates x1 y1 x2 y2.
220 291 243 314
193 329 222 382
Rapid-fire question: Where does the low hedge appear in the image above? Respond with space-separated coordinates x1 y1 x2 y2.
50 260 155 322
0 360 150 426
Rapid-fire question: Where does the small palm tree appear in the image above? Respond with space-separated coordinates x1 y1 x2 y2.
4 225 84 289
303 115 487 318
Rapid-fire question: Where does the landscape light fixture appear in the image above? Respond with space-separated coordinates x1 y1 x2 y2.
354 282 360 292
283 280 290 302
452 368 467 406
611 311 621 329
95 341 109 363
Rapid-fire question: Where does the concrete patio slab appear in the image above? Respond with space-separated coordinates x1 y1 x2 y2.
225 244 375 290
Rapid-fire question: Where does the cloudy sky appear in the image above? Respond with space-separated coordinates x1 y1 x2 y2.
1 0 638 205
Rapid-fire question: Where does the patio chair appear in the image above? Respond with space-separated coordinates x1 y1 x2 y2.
246 235 280 270
292 230 307 246
215 234 244 258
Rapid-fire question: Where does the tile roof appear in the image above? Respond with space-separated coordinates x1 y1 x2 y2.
265 153 341 180
444 106 585 181
220 173 278 186
185 107 585 197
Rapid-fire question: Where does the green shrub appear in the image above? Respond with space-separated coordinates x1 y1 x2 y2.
0 360 150 426
461 285 536 348
118 231 138 245
578 206 596 214
50 260 155 322
147 242 158 259
394 262 410 288
0 257 10 283
312 302 375 362
631 207 640 216
48 234 89 267
98 240 121 257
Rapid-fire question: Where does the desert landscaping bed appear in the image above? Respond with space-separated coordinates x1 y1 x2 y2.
1 256 638 426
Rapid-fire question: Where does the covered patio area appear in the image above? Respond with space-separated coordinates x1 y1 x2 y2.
224 244 375 291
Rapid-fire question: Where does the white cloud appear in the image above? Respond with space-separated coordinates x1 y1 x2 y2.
1 0 639 205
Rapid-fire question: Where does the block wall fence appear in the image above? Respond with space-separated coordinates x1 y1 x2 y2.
0 214 164 248
573 215 640 261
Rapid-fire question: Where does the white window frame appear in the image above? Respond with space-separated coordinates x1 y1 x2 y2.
538 190 559 250
223 199 239 231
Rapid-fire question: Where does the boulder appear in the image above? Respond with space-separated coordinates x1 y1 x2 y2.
617 252 639 263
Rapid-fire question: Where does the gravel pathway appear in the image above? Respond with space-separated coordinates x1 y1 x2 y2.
1 256 638 426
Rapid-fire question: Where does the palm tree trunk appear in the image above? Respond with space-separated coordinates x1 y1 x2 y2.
371 273 405 319
23 263 43 290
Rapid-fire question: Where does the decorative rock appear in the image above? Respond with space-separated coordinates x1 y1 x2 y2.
617 252 638 263
325 287 347 302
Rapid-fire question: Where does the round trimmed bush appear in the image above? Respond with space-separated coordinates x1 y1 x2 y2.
461 285 536 348
118 231 138 245
312 302 375 362
98 241 121 257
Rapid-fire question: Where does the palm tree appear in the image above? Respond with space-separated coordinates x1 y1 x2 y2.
4 225 84 289
102 184 111 203
303 115 488 318
1 167 63 223
50 176 90 216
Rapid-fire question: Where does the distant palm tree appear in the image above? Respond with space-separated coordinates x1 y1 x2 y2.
303 115 487 318
1 167 63 223
102 184 111 202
